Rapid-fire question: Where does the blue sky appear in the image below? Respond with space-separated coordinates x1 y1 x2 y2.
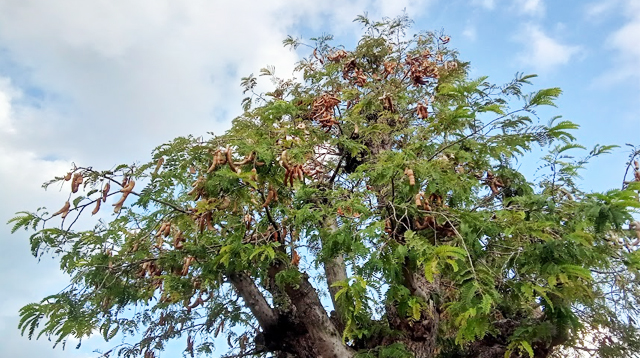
0 0 638 357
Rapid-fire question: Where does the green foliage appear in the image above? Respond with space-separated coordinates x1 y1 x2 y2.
8 14 640 358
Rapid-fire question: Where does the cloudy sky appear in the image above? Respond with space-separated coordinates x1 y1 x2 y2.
1 0 639 357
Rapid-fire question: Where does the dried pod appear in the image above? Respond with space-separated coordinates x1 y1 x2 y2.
102 182 111 202
71 173 83 193
384 219 392 234
63 172 72 181
226 146 239 173
382 61 397 79
327 49 348 62
181 256 194 276
416 102 429 119
415 193 424 207
189 166 196 174
113 181 134 213
113 194 129 213
289 169 295 187
156 222 167 237
205 212 215 231
234 152 255 166
262 188 274 208
52 201 71 218
123 179 136 192
91 199 101 215
291 250 300 267
173 231 185 249
404 168 416 186
208 150 221 173
163 223 172 237
154 157 165 174
380 94 395 112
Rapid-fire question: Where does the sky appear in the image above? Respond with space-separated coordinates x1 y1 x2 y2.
0 0 639 357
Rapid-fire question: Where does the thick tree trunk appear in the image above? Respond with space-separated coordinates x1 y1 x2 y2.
284 273 355 358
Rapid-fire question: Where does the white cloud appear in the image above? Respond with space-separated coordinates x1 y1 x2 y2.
0 79 83 358
600 0 640 91
516 24 581 72
585 0 620 19
514 0 545 16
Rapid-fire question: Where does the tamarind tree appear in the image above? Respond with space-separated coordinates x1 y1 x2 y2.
9 15 640 358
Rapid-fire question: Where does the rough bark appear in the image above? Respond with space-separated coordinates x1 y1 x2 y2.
285 273 355 358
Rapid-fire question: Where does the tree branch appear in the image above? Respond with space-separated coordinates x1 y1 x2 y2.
228 272 278 330
321 217 348 322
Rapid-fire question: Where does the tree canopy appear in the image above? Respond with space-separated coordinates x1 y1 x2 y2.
9 15 640 358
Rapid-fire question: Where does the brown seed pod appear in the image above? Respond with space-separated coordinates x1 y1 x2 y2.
71 173 82 193
415 192 424 207
384 219 392 234
207 149 221 173
91 199 101 215
181 256 194 276
262 188 274 208
226 146 239 173
102 182 110 202
291 250 300 267
174 231 185 249
289 169 295 187
404 168 416 186
123 179 136 192
234 152 255 166
63 172 72 181
113 180 134 213
189 166 196 174
163 223 172 237
113 194 129 213
52 201 71 218
156 222 167 237
205 212 215 231
154 157 165 174
416 102 429 119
